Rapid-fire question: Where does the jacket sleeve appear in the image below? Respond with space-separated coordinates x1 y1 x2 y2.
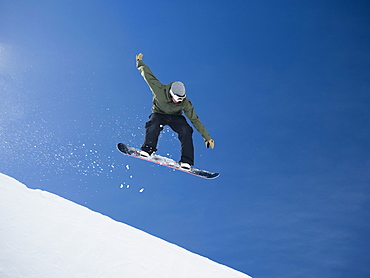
136 60 164 95
183 100 211 141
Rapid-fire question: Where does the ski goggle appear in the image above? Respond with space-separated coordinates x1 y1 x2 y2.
170 90 186 102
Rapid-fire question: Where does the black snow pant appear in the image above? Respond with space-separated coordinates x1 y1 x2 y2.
141 113 194 165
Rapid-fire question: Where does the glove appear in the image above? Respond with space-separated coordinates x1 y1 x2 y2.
205 139 215 149
136 53 143 60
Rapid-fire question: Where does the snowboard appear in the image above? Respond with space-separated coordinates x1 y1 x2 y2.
117 143 219 179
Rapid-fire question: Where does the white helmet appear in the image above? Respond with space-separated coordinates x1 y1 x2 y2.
170 81 186 102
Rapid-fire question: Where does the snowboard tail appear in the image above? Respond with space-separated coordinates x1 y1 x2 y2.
117 143 219 179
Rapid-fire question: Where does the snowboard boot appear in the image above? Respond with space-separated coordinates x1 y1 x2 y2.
140 144 156 158
179 162 191 170
138 150 151 158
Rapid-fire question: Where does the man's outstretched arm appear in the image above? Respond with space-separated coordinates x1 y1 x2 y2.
136 53 164 92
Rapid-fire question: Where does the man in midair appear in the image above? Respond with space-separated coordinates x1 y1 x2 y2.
136 53 214 170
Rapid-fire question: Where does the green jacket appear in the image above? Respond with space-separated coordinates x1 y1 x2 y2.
137 60 211 141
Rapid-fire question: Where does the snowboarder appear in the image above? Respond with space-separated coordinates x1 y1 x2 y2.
136 53 214 170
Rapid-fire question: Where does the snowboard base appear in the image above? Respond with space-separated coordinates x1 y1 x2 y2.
117 143 219 179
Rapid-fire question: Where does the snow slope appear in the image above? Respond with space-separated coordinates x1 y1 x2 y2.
0 173 251 278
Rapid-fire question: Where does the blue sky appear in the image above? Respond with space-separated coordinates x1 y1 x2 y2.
1 1 370 277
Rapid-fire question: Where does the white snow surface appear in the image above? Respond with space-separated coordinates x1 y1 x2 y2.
0 173 251 278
